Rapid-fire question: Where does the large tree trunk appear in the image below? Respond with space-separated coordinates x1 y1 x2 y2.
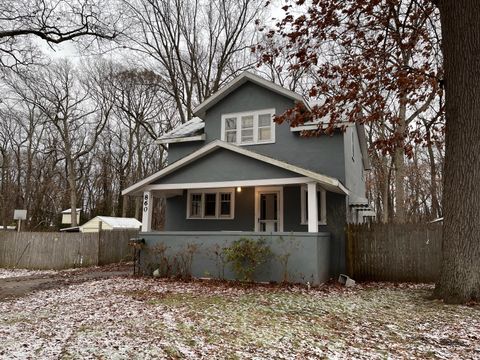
434 0 480 303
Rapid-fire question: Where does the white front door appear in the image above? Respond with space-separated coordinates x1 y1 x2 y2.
255 186 283 232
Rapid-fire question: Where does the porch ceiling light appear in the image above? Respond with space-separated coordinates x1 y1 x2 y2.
236 187 242 193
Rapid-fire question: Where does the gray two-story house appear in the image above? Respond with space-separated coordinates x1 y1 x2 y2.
122 71 371 284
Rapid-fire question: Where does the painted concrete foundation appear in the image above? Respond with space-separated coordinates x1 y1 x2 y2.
138 231 331 285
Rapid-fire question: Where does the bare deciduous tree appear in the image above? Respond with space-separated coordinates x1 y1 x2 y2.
123 0 262 122
0 0 122 69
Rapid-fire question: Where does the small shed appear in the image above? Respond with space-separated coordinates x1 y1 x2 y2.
61 208 82 225
79 216 142 233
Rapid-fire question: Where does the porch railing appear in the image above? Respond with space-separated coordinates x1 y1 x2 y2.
258 220 279 232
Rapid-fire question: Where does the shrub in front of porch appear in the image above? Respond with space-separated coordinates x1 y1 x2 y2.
151 243 199 280
224 237 272 282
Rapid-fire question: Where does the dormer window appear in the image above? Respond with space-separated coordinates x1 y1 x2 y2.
221 109 276 145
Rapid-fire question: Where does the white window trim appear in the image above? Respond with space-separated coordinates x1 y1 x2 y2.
300 185 327 226
221 108 276 146
186 188 235 220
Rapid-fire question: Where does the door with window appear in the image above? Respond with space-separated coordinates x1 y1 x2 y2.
255 187 283 232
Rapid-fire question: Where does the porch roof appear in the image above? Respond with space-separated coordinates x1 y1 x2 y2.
122 140 349 196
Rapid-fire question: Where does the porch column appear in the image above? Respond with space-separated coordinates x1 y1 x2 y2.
142 191 153 232
307 182 318 233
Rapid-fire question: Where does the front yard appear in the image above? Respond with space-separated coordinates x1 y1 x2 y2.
0 268 478 359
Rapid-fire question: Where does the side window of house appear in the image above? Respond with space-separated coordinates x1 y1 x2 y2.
187 189 234 219
300 186 327 225
221 109 275 145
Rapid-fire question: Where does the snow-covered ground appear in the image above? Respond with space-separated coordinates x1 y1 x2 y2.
0 271 478 359
0 268 57 279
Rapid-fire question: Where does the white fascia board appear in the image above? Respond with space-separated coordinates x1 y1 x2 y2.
193 71 307 117
61 208 82 214
155 134 206 145
122 139 349 196
290 121 353 132
145 177 312 191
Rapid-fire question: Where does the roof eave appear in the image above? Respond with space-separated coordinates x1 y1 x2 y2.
155 134 206 145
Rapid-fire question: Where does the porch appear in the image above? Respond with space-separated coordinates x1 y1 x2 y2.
122 141 351 279
141 178 342 234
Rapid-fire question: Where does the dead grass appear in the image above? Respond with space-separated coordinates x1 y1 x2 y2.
0 271 478 359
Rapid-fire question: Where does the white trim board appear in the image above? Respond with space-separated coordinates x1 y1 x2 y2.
156 134 205 145
122 140 349 196
193 71 308 118
145 177 312 191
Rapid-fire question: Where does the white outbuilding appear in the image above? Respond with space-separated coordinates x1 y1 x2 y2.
61 208 82 225
79 216 142 233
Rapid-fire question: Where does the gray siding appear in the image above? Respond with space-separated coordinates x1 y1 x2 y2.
344 125 366 198
156 149 300 185
167 141 205 164
343 125 367 222
168 81 346 182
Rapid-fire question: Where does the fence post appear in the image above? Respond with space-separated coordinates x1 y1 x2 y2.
346 224 355 277
97 231 102 266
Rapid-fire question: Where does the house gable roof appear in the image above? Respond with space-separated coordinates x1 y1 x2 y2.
193 71 307 118
61 208 82 214
122 140 349 196
80 216 141 231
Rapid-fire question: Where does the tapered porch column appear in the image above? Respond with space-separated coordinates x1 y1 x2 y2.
142 191 153 232
307 182 318 233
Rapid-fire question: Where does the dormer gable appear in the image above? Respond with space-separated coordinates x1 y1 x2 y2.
193 71 307 118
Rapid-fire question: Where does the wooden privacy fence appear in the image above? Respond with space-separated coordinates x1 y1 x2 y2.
346 223 442 283
0 230 138 270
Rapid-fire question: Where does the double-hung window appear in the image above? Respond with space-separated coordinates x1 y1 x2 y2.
221 109 275 145
300 186 327 225
187 189 235 219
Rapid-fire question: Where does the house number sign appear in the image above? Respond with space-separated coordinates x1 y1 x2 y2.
143 193 149 213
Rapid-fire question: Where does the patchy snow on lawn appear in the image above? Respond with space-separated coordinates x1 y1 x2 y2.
0 277 479 359
0 268 58 279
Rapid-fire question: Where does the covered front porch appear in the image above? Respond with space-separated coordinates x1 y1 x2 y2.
123 140 350 281
141 177 341 234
